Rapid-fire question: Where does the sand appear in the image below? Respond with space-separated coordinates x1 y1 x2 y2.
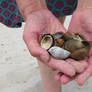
0 16 92 92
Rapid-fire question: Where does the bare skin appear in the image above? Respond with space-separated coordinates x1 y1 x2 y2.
56 0 92 86
16 0 89 92
16 1 72 92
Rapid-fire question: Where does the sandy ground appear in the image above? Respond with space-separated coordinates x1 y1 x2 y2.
0 16 92 92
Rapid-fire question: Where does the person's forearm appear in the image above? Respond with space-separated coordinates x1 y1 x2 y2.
77 0 92 10
16 0 47 20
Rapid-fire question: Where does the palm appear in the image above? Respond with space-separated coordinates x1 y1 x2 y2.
23 9 76 76
69 10 92 43
56 10 92 85
24 9 66 38
68 10 92 85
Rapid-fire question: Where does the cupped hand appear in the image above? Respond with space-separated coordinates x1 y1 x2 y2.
23 9 77 76
56 9 92 86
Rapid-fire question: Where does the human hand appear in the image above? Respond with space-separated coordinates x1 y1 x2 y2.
56 9 92 86
23 9 83 77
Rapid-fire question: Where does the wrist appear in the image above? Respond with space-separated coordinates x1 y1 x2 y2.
24 3 42 20
77 0 92 11
16 0 47 20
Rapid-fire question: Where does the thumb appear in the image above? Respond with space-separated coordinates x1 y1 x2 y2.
76 57 92 86
23 32 50 63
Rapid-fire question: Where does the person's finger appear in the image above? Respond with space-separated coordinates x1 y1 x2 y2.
48 58 76 77
76 66 92 86
66 58 88 73
76 57 92 86
88 47 92 56
55 72 63 81
55 72 72 84
79 59 88 69
60 75 72 84
23 32 50 63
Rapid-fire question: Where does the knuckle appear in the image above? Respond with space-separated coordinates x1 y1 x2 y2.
29 48 39 57
30 52 37 57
